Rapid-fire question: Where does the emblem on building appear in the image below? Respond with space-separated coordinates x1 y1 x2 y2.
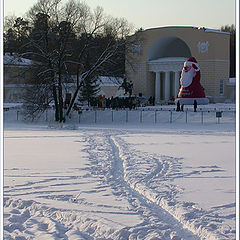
197 41 209 53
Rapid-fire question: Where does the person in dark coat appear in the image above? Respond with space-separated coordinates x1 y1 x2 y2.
181 104 184 111
194 100 197 112
176 100 180 111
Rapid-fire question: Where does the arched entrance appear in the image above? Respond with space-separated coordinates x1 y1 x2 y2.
147 36 191 103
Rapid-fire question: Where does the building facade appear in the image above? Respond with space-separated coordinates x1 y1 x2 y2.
125 26 231 104
3 54 34 102
3 54 123 103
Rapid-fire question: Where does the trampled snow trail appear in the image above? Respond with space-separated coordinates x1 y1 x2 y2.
82 129 233 240
4 128 235 239
70 130 198 239
107 134 201 240
108 133 219 240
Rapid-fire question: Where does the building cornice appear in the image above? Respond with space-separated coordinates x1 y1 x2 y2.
147 57 186 72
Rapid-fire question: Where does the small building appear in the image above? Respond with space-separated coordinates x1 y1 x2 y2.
3 54 123 103
96 76 123 98
3 53 34 102
125 26 231 104
64 75 123 102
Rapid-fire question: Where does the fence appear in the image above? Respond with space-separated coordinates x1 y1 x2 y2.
3 107 236 125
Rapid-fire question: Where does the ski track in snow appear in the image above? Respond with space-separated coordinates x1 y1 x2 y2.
4 129 235 239
108 133 234 240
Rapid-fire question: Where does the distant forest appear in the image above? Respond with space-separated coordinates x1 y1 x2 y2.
220 24 236 77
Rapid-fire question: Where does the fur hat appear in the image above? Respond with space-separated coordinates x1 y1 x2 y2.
184 57 200 71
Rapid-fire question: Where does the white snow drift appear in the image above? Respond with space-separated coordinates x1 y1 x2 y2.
3 106 236 240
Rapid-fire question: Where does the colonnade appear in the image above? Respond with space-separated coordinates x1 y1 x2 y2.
154 71 181 104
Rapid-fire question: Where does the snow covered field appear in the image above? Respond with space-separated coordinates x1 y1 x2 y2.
3 105 236 240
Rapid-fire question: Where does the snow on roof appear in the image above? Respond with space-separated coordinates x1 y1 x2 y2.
229 78 236 83
226 77 236 86
202 28 230 35
4 54 34 66
68 75 123 87
137 26 230 35
97 76 123 87
3 103 23 108
148 57 186 63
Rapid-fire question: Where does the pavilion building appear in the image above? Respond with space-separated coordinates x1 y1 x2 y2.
125 26 232 104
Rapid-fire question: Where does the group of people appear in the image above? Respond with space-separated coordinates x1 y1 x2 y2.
176 101 184 112
89 96 199 111
76 93 199 112
176 100 198 112
94 96 138 110
93 94 158 110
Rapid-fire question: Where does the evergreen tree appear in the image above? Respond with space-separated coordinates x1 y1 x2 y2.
79 76 100 106
4 17 30 54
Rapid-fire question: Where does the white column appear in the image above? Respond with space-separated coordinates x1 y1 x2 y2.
174 71 180 98
164 71 170 101
155 72 161 104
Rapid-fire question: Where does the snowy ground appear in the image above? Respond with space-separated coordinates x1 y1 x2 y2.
3 106 236 240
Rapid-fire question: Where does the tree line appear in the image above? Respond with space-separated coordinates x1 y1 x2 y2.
4 0 135 122
4 0 236 122
220 24 236 78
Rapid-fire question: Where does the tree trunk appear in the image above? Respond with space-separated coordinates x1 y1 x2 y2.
66 85 80 116
65 68 82 117
52 85 59 121
58 72 64 122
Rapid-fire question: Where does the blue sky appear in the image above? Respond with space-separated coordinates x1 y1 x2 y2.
4 0 235 30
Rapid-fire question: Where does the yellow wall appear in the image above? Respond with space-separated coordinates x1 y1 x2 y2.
126 26 230 102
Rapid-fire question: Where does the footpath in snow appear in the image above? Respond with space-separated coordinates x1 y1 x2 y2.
3 106 236 240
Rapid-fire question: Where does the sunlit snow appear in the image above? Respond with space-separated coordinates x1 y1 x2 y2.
3 105 235 240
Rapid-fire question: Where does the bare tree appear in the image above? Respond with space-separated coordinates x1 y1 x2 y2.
4 0 134 123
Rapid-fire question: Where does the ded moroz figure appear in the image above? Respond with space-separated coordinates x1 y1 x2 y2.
176 57 209 105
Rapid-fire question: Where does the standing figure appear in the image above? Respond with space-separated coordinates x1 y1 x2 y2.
194 100 197 112
181 104 184 112
176 100 180 111
176 57 209 105
119 78 133 97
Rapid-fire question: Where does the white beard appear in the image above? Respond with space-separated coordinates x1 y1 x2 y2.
180 67 196 88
